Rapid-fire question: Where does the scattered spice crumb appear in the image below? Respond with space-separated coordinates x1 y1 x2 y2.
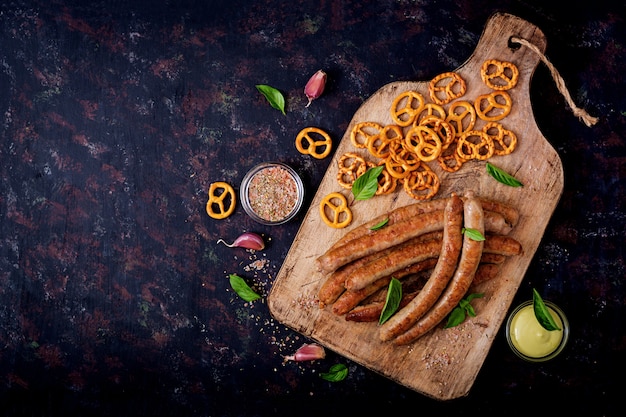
292 292 319 310
222 246 316 371
244 258 269 272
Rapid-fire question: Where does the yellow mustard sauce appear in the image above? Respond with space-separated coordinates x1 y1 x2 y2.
509 305 564 358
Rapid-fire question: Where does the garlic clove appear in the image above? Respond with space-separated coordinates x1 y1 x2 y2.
283 343 326 362
304 70 327 108
217 232 265 250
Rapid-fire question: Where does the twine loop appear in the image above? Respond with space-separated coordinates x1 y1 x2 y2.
511 36 598 127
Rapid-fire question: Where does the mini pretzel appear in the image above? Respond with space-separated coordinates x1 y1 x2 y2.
445 100 476 137
350 121 384 148
367 125 402 159
364 161 397 195
376 166 398 195
295 127 332 159
338 152 367 173
428 72 467 105
388 139 421 172
404 125 442 162
419 115 455 149
390 91 426 126
483 122 518 155
402 163 440 200
336 152 368 189
475 91 512 121
456 130 495 160
384 156 413 179
481 59 519 90
437 140 465 172
206 181 236 219
384 138 420 179
415 103 446 125
319 192 353 229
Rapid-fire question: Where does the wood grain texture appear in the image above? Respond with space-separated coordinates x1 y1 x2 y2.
268 12 563 400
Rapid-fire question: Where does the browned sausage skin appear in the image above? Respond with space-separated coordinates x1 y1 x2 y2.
320 233 521 310
345 260 502 322
318 231 442 308
390 191 485 345
378 194 464 341
330 198 449 250
316 210 446 274
316 199 516 276
344 239 442 291
332 258 437 316
330 197 517 251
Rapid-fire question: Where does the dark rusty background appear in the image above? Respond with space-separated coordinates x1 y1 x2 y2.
1 1 624 416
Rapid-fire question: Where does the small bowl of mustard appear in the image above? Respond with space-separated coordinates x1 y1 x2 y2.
505 299 569 362
240 162 304 226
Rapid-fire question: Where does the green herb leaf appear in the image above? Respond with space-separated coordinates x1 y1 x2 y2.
445 306 467 328
486 162 523 187
320 363 348 382
462 227 486 241
465 292 485 303
379 278 402 325
445 292 484 328
532 288 561 331
229 274 261 302
370 218 389 231
352 165 384 201
256 84 286 115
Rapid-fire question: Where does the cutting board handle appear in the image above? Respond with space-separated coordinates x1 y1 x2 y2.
459 12 546 75
470 13 598 127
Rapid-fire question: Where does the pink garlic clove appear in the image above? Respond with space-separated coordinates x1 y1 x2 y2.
217 232 265 250
304 70 327 108
283 343 326 362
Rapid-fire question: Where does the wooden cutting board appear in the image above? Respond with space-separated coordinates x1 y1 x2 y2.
268 12 563 400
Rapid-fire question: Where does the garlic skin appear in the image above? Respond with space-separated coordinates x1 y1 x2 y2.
283 343 326 362
304 70 327 108
217 232 265 250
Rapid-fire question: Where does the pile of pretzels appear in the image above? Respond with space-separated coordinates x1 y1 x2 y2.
338 59 520 201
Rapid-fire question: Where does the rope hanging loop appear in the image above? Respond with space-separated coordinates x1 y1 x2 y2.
511 36 599 127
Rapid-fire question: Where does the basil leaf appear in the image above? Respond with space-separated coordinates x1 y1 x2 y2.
465 292 485 302
465 303 477 317
352 165 384 201
445 292 484 328
445 307 466 328
256 84 286 115
486 162 523 187
379 278 402 325
532 288 561 331
320 363 348 382
462 227 486 241
229 274 261 302
370 218 389 231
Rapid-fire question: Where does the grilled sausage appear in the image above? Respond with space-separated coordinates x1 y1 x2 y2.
343 231 521 294
318 231 441 308
345 262 502 322
378 193 463 339
329 198 449 251
316 210 446 274
343 239 443 291
390 191 485 345
331 258 437 316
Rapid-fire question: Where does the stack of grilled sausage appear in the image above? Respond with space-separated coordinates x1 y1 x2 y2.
316 191 522 345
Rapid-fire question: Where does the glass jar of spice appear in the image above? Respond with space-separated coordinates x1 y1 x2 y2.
240 162 304 226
